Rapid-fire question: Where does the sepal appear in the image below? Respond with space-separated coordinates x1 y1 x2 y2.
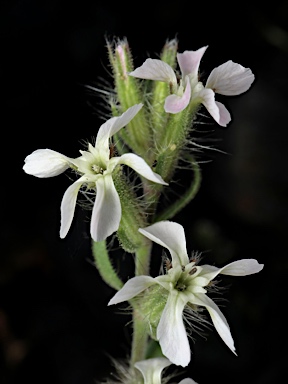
112 167 148 253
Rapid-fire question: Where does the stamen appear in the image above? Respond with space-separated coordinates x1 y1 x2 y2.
92 164 104 174
189 267 197 275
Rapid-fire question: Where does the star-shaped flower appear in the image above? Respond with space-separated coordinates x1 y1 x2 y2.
135 357 198 384
129 46 255 126
23 104 168 242
108 220 264 367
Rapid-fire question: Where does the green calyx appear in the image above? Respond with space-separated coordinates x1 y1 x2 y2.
113 167 147 253
133 284 168 340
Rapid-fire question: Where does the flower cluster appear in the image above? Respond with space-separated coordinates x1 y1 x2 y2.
23 37 263 383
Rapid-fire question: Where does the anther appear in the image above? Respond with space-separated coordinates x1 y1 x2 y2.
189 267 197 275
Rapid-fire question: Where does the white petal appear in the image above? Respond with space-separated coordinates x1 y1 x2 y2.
164 78 191 114
94 104 143 164
23 149 70 178
90 175 121 242
129 58 177 84
197 264 221 281
60 179 84 238
177 46 208 78
206 60 255 96
117 153 168 185
219 259 264 276
192 293 236 355
179 379 199 384
107 103 144 137
157 291 190 367
134 357 171 384
108 276 156 305
139 221 189 267
200 258 264 282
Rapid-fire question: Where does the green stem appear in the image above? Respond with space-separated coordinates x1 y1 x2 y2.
91 240 123 291
154 157 202 222
130 240 153 367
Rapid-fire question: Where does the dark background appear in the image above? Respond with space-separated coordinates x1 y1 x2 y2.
1 1 288 383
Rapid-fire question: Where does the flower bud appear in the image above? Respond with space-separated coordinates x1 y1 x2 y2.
107 38 153 163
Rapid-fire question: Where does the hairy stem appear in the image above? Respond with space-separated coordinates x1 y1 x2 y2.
130 240 153 368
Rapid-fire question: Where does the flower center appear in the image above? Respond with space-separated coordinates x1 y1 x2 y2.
91 164 104 174
175 281 187 291
175 266 198 292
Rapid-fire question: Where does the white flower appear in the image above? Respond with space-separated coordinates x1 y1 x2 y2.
108 221 264 367
134 357 198 384
129 47 255 126
23 104 168 242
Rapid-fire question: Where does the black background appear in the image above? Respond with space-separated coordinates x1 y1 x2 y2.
1 1 288 383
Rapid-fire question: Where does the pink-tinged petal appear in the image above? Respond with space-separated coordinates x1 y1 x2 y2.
192 293 236 355
139 221 189 267
157 290 190 367
108 276 156 305
94 104 143 164
117 153 168 185
23 149 70 178
134 357 171 384
177 46 208 78
60 178 84 238
216 101 231 126
197 88 220 125
164 79 191 114
90 175 121 242
179 379 199 384
206 60 255 96
197 89 231 127
129 58 177 84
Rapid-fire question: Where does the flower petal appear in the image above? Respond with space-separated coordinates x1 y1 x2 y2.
107 103 144 137
216 101 231 126
129 58 177 84
108 276 156 305
157 290 190 367
91 174 121 242
94 104 143 164
219 259 264 276
139 221 189 267
23 149 70 177
177 46 208 78
196 88 220 124
206 60 255 96
164 78 191 114
200 258 264 281
116 153 168 185
134 357 171 384
60 178 84 238
192 293 236 355
179 379 199 384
